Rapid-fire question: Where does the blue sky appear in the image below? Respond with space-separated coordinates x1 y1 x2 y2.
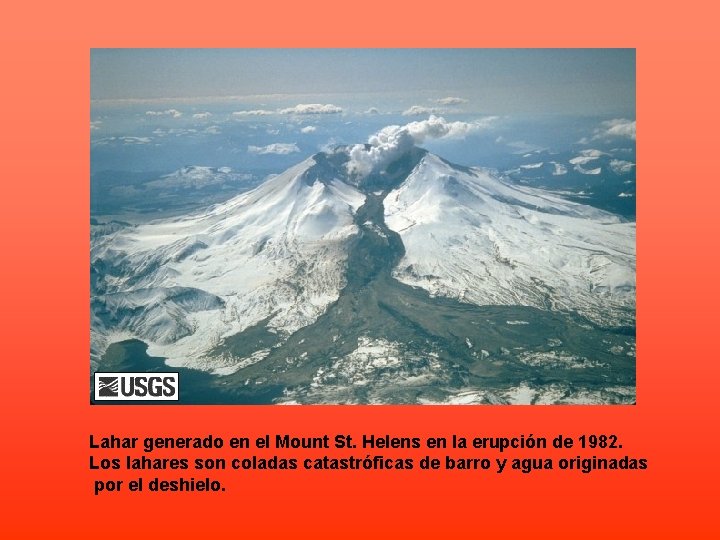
91 49 635 116
90 49 636 179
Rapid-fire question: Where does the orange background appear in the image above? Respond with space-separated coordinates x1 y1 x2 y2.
1 1 719 538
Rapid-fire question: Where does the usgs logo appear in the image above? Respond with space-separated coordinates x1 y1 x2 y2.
94 372 179 401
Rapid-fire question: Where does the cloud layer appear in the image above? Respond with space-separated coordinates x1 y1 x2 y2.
591 118 636 141
402 105 443 116
232 103 344 118
434 96 468 106
599 118 636 139
145 109 183 118
247 143 300 155
278 103 343 115
232 109 275 117
347 115 497 177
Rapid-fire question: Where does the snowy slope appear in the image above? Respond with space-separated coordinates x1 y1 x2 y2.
92 145 635 374
384 153 635 326
92 155 365 367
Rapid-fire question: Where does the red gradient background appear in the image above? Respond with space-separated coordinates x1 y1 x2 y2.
1 2 719 538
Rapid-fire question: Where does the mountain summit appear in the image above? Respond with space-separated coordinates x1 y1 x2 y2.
91 144 635 404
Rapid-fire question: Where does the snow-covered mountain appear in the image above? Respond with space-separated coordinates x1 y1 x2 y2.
91 144 635 403
92 153 365 366
385 153 635 327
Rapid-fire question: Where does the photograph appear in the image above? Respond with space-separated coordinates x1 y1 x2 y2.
90 48 636 404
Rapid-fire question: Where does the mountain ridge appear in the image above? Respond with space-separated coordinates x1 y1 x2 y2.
91 145 635 404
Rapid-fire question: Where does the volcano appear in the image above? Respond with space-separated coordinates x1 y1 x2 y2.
91 144 635 404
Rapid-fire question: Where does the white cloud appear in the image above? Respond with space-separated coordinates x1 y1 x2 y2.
278 103 343 115
363 107 380 115
602 119 636 139
90 120 102 131
192 112 212 119
569 149 609 165
402 104 465 116
300 126 317 134
404 115 496 139
248 143 300 155
434 97 468 106
581 149 608 157
402 105 443 116
609 159 635 174
232 109 275 117
297 103 343 114
551 162 568 176
145 109 183 118
592 118 636 140
574 164 602 175
233 104 343 118
92 136 152 146
204 125 221 135
123 136 152 145
151 128 197 137
347 115 497 177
